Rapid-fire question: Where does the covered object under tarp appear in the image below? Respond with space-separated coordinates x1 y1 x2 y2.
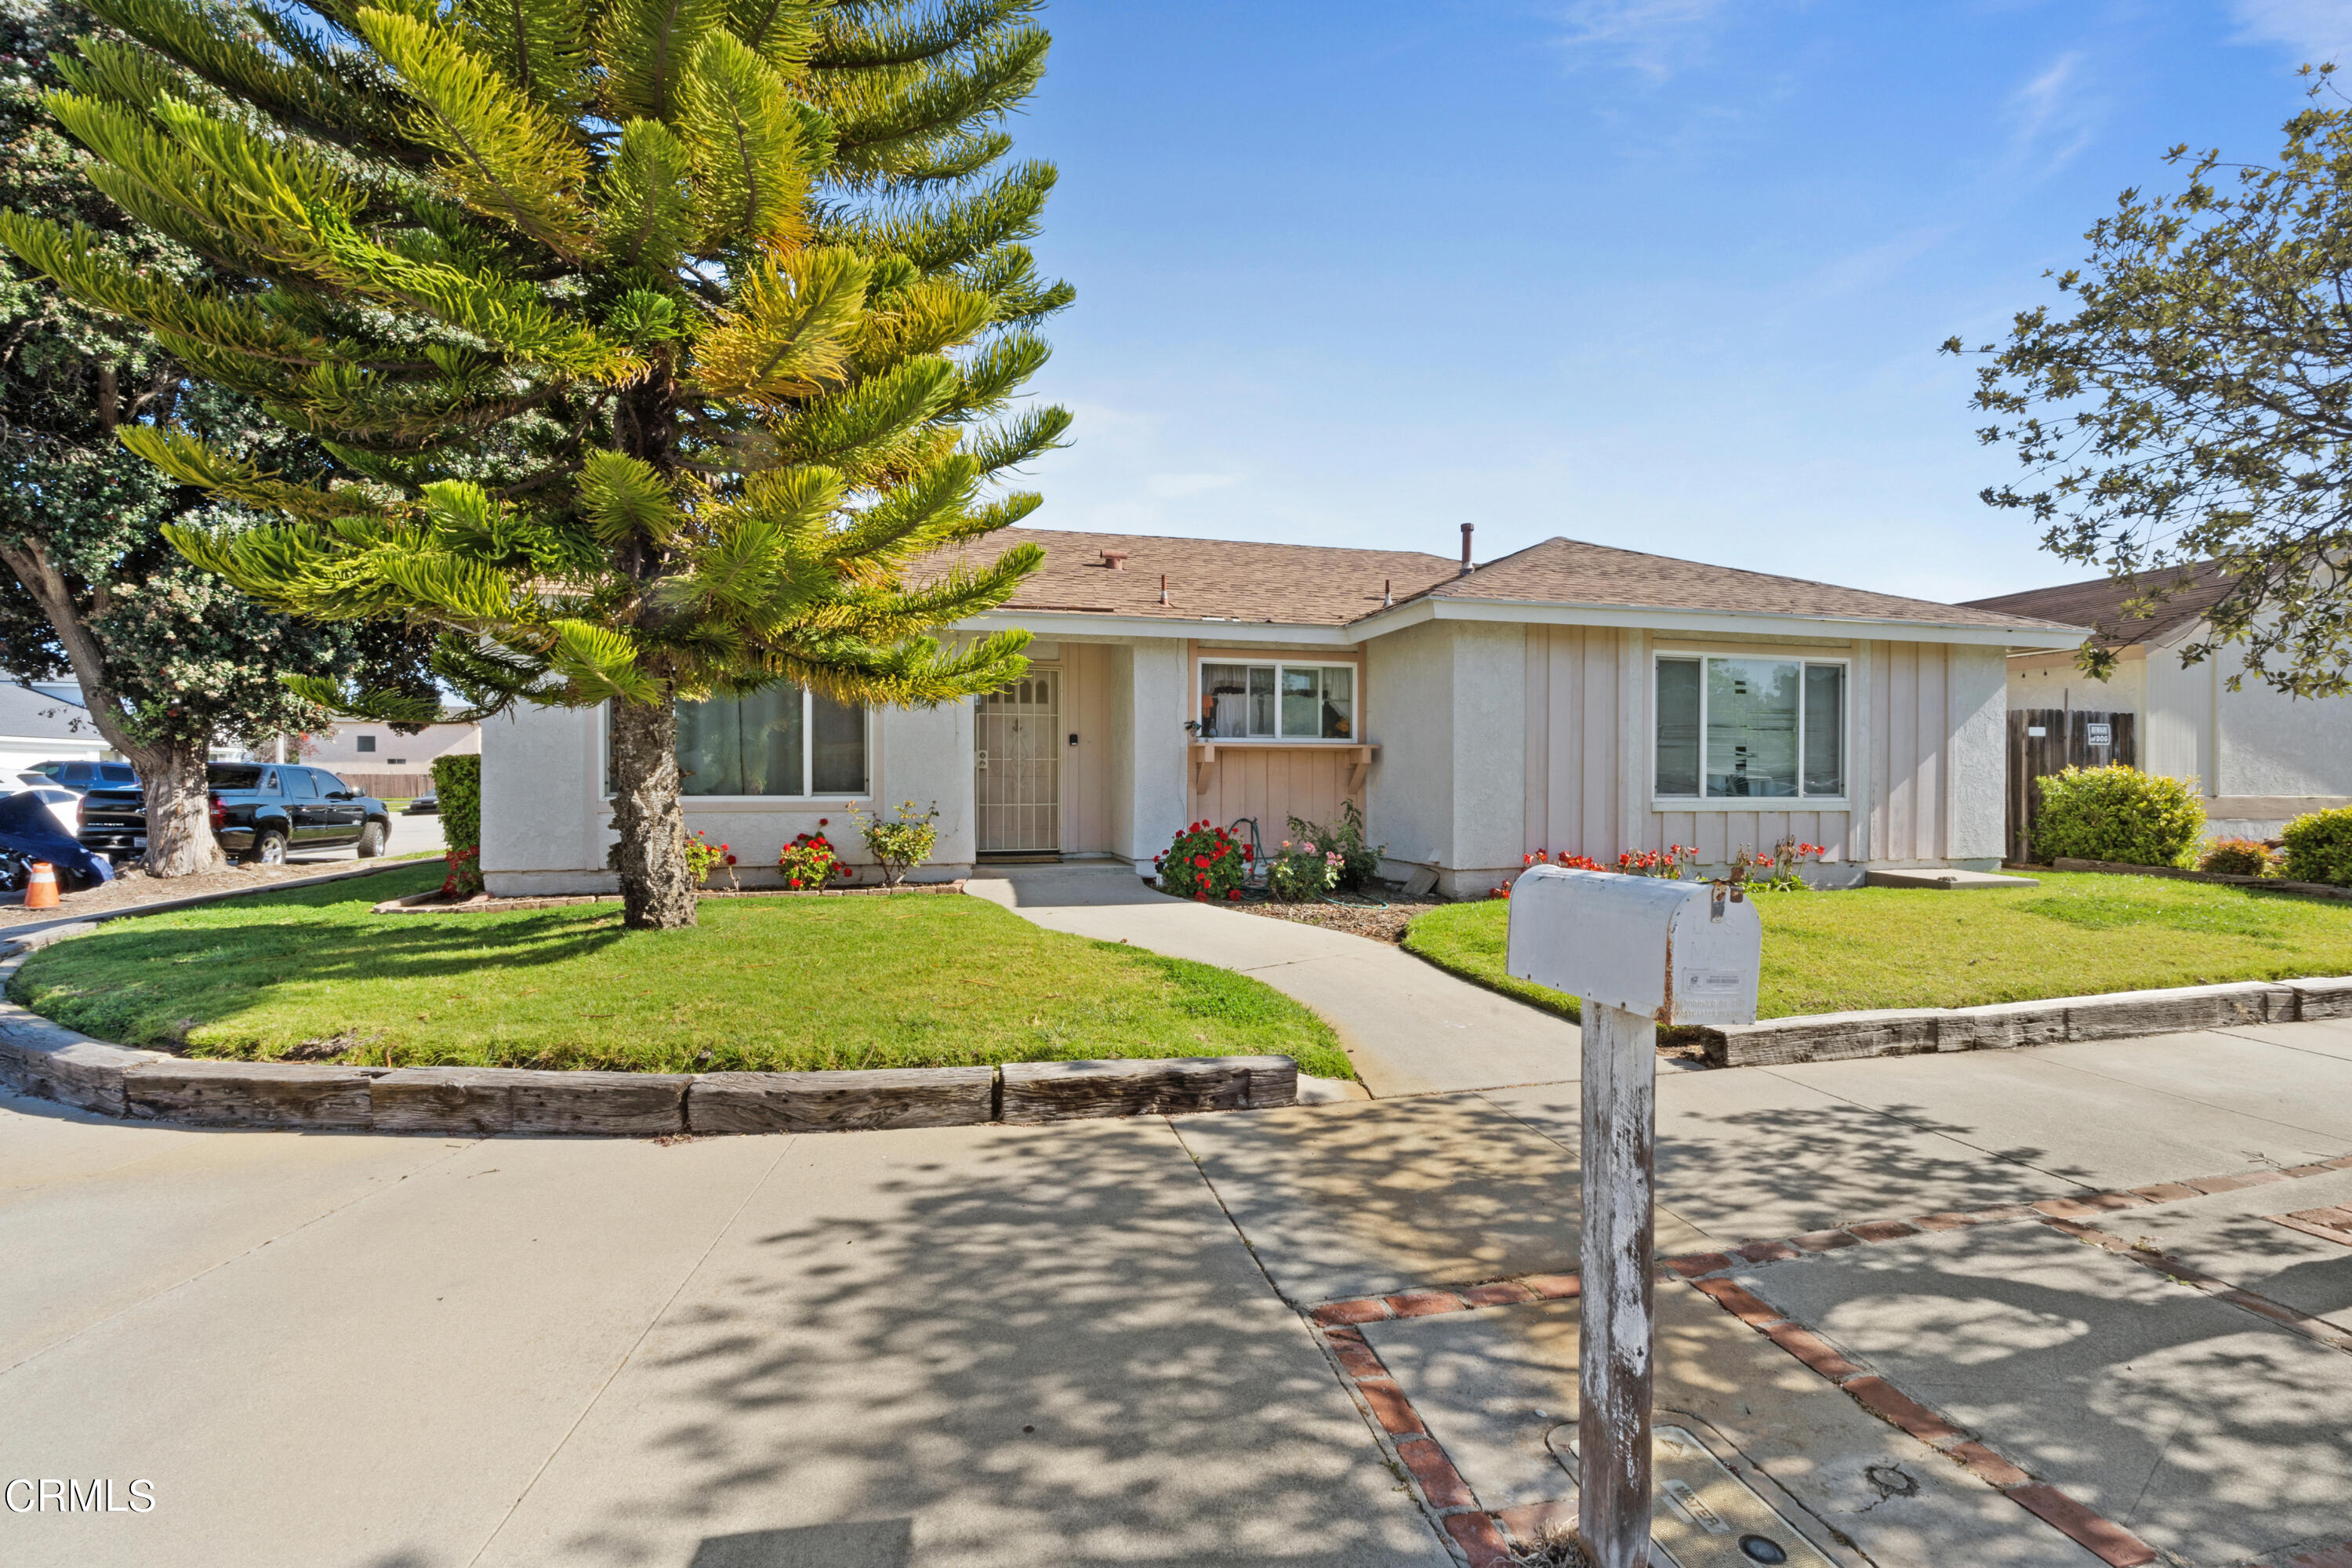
0 789 114 887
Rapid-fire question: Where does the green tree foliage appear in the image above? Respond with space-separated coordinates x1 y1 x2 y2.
4 0 1070 925
0 0 436 875
1955 67 2352 699
2032 764 2206 868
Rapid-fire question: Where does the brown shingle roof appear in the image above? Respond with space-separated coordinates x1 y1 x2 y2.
927 528 2082 636
926 528 1457 626
1959 563 2237 649
1412 536 2078 632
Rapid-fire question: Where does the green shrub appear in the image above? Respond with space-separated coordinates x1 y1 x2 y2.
853 800 940 887
2282 807 2352 886
1269 840 1343 902
2198 837 2274 877
2032 765 2204 867
430 753 483 895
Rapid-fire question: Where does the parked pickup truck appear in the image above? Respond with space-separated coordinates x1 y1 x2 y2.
77 763 393 865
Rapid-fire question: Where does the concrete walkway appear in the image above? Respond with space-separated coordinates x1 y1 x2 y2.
967 865 1580 1097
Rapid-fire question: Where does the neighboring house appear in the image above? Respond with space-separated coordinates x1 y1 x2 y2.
299 720 482 794
0 681 113 782
480 531 2082 898
1963 567 2352 840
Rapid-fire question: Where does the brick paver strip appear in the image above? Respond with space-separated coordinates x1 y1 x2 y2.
1353 1377 1425 1436
2270 1210 2352 1247
1494 1498 1575 1546
2285 1544 2352 1568
1843 1219 1919 1242
1758 1321 1867 1381
1394 1436 1479 1509
1788 1228 1860 1252
1439 1510 1514 1568
1734 1239 1803 1262
1908 1210 1981 1232
1843 1375 1964 1444
1460 1280 1538 1307
2006 1483 2160 1566
1329 1338 1388 1380
1689 1278 1786 1328
2129 1182 2198 1202
1385 1289 1466 1319
1664 1251 1734 1278
1522 1273 1581 1299
1309 1298 1391 1327
1945 1439 2031 1489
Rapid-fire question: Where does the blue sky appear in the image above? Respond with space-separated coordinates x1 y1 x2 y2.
1005 0 2352 602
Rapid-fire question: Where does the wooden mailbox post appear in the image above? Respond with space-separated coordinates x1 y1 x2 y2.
1506 867 1763 1568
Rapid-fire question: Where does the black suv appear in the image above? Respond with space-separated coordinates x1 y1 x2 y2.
78 763 394 864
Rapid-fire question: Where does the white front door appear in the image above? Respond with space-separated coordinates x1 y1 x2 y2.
975 673 1060 853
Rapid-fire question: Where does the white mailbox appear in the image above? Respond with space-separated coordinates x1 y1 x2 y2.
1505 866 1762 1028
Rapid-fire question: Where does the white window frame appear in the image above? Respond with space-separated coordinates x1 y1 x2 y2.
601 691 874 804
1195 659 1362 742
1651 652 1850 809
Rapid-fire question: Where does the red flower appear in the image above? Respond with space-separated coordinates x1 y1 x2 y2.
818 818 829 826
1225 889 1240 901
1193 892 1207 902
1192 855 1209 869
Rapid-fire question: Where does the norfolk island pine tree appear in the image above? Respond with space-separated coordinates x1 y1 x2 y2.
1 0 1072 927
0 0 441 877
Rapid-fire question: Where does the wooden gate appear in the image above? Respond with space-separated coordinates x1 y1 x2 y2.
2005 708 2137 862
975 673 1060 855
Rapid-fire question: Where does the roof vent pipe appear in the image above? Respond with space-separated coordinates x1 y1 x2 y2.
1460 522 1475 575
1383 578 1393 608
1159 573 1171 607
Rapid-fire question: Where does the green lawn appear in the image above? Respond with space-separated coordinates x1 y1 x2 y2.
1403 872 2352 1022
13 866 1351 1079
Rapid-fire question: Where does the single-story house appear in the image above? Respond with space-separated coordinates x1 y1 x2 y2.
1963 566 2352 840
480 531 2082 899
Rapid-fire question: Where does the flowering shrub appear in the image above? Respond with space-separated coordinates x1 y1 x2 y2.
1155 820 1248 902
1617 844 1697 878
1524 850 1605 872
684 830 738 890
853 800 940 887
1285 800 1383 891
776 829 847 890
440 844 483 898
2199 837 2276 877
1744 839 1825 892
1269 839 1345 902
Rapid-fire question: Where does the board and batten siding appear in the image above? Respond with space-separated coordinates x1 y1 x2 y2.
1519 626 2006 867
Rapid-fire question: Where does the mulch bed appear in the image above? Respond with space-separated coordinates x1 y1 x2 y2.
1225 888 1447 945
0 862 390 927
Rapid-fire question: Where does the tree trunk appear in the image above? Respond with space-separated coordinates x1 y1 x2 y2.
134 738 223 877
608 692 697 929
0 539 223 877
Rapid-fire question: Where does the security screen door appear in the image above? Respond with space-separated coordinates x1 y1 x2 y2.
975 673 1059 852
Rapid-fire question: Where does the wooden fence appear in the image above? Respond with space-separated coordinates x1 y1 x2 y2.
2005 709 2136 863
330 771 435 800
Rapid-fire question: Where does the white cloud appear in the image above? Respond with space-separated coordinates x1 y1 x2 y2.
1558 0 1740 78
2005 51 2099 176
1144 472 1242 500
2230 0 2352 64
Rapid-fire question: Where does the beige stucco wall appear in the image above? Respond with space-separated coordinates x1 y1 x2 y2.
307 720 481 770
480 698 975 896
1365 619 1528 898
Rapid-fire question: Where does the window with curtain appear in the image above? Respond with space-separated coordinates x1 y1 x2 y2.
1198 662 1356 739
611 688 868 797
1653 656 1844 800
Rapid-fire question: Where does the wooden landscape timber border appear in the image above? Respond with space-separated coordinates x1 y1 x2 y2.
1697 975 2352 1069
0 928 1298 1135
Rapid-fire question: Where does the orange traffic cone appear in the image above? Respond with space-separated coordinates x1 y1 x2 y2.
24 862 58 909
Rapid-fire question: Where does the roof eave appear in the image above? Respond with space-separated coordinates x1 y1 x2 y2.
1352 596 2090 647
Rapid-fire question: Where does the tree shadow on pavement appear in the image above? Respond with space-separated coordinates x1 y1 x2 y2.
488 1116 1446 1568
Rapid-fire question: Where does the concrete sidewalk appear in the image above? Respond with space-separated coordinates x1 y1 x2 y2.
967 865 1580 1097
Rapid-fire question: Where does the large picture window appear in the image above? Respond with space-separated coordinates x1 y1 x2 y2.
607 688 867 797
1199 662 1356 739
1654 655 1844 800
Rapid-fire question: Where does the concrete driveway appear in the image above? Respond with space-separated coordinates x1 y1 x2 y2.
6 873 2352 1566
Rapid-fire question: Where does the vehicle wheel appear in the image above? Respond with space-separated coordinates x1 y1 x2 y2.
356 819 387 858
249 829 288 866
